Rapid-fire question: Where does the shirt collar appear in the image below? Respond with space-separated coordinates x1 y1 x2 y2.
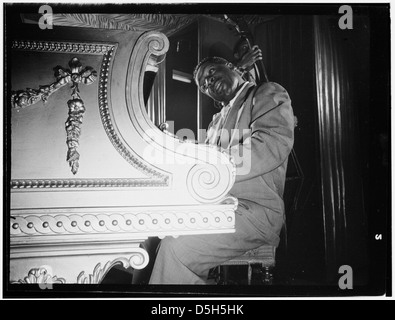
227 81 250 108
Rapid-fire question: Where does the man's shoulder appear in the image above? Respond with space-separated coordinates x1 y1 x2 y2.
254 81 289 97
252 82 291 108
249 81 293 118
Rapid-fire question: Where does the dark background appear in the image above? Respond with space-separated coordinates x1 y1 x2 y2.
3 3 390 297
162 7 389 292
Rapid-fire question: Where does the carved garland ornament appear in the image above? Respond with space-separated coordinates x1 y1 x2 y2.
11 55 97 175
10 39 169 187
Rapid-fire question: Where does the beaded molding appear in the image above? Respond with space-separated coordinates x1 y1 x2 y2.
10 209 235 236
11 40 114 55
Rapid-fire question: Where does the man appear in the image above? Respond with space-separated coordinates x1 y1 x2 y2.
148 56 294 284
233 37 264 84
212 41 263 110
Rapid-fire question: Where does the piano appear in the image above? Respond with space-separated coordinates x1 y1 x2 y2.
8 17 237 285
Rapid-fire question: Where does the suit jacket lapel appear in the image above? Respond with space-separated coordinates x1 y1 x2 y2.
219 82 255 148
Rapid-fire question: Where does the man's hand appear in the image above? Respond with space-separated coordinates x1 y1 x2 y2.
236 45 263 71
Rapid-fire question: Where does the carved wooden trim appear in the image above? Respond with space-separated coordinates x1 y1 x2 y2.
10 34 235 203
11 40 114 55
124 31 236 203
10 253 147 284
11 57 97 110
97 44 169 183
10 205 236 236
11 267 66 285
125 31 170 142
11 54 98 175
10 178 164 189
77 252 148 284
10 38 170 187
186 163 235 203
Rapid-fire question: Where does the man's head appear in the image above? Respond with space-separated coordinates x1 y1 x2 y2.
233 37 250 61
193 56 245 105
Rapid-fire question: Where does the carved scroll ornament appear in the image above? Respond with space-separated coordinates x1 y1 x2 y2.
11 57 96 109
77 253 148 284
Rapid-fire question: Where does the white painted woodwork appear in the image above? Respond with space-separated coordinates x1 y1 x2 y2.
9 27 236 284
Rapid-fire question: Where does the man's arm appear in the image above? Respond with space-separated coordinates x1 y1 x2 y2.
229 82 295 183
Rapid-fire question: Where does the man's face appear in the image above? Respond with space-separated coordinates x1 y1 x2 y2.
195 61 241 104
234 39 249 60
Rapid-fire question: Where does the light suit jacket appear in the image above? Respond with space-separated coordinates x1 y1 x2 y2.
206 81 294 245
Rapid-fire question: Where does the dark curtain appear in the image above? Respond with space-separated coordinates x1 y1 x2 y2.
313 15 368 283
253 14 370 284
253 16 325 282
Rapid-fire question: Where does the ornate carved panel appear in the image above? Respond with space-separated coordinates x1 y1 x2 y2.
8 23 237 286
10 31 236 209
10 39 169 189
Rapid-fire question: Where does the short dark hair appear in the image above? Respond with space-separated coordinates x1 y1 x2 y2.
193 56 230 84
